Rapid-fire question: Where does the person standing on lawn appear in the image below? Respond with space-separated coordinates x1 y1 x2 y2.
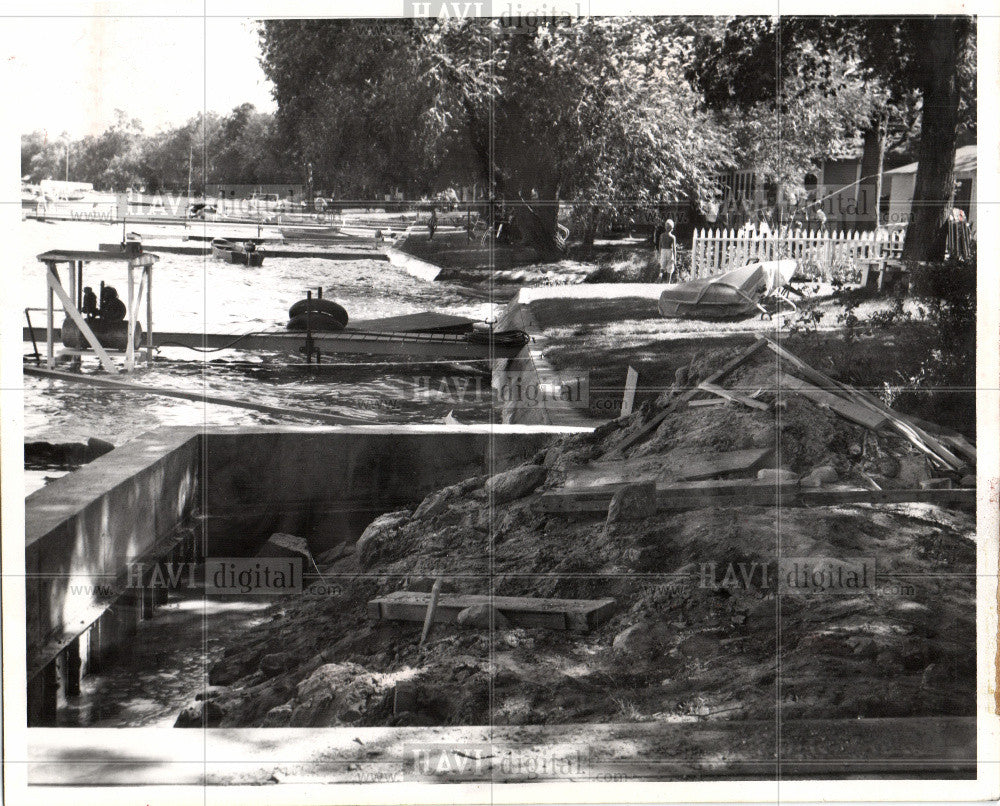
428 207 438 240
658 219 677 282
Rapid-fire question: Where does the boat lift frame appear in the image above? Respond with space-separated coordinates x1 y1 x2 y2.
37 250 158 373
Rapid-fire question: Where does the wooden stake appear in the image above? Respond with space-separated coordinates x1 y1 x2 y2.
620 366 638 417
420 578 443 645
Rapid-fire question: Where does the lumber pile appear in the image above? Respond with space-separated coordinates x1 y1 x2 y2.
606 336 973 477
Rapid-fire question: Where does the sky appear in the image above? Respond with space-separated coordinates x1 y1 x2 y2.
7 16 276 138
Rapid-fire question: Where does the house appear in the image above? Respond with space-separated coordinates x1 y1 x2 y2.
883 144 976 231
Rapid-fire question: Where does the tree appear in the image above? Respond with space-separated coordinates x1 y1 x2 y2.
682 16 976 258
258 18 733 255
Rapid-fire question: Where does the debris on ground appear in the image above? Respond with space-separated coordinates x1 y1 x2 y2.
198 340 976 729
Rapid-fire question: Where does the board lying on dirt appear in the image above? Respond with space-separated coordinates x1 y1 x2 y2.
537 480 976 513
369 592 616 631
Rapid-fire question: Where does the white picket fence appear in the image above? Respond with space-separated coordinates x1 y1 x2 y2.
690 227 905 280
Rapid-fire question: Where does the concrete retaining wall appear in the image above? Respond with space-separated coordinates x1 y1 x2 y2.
25 423 587 714
201 424 584 555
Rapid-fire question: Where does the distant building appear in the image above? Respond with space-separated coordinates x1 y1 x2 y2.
884 144 976 231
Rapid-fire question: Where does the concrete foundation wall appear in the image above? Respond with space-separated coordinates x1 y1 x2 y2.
25 427 201 681
25 424 587 685
201 425 584 554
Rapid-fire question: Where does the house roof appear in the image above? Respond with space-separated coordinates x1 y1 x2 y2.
885 144 976 176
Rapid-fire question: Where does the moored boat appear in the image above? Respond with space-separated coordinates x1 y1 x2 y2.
211 238 265 266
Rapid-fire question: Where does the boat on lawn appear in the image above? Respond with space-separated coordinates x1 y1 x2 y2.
211 238 265 267
658 260 796 320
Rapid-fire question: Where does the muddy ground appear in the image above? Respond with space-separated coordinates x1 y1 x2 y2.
197 342 975 729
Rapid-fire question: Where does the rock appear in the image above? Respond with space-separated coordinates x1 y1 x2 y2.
896 455 930 487
456 604 510 630
413 489 453 520
848 443 863 458
194 685 228 701
612 622 673 656
257 533 314 563
877 455 901 478
484 464 547 504
960 474 976 488
605 482 657 525
757 468 800 483
800 465 838 487
393 681 419 715
260 652 294 676
262 702 293 727
174 700 223 728
356 510 411 568
289 662 386 727
86 436 115 459
920 663 953 691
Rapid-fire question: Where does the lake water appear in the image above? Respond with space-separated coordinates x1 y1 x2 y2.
19 218 506 455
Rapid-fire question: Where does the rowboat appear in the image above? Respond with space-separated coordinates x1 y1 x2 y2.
658 260 796 319
211 238 265 267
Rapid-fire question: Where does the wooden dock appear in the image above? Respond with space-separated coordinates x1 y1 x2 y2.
99 242 387 262
24 327 523 360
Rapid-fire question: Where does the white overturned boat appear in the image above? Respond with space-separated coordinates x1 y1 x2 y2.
658 259 796 319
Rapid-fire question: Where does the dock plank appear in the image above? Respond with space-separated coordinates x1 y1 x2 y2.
369 592 616 631
780 374 888 430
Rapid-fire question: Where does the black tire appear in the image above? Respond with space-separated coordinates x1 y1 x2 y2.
288 297 349 325
286 310 348 332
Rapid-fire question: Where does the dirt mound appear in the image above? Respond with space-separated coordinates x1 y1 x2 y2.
203 344 975 728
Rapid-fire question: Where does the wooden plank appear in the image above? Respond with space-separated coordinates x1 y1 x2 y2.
800 488 975 507
22 366 374 425
368 592 616 632
698 381 771 411
620 366 639 416
611 339 768 456
764 338 963 469
688 398 726 408
669 447 774 481
779 374 888 430
537 479 799 513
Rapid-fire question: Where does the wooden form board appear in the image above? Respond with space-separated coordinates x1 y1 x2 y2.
538 482 975 513
537 479 799 513
698 381 771 411
369 592 616 632
779 373 889 430
565 448 774 490
668 447 775 481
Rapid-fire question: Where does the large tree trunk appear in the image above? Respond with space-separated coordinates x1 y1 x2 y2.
857 124 883 231
902 18 969 261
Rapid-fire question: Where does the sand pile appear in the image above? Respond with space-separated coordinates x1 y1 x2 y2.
195 344 975 729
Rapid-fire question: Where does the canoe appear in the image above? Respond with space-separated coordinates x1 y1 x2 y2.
658 260 795 320
211 238 265 267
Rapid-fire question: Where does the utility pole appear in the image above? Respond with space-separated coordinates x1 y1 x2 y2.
64 140 69 183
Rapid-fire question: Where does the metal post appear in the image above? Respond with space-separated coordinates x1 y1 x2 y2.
125 263 135 371
45 262 55 369
146 265 153 366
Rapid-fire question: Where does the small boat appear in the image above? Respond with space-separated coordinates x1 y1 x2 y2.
658 260 796 320
211 238 265 267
